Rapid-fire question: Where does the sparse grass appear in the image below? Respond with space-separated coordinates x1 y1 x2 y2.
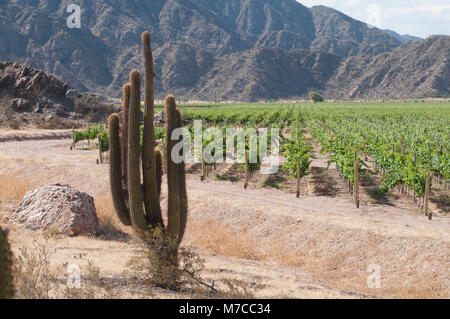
12 239 120 299
0 174 31 203
0 174 31 222
187 219 262 261
94 196 129 241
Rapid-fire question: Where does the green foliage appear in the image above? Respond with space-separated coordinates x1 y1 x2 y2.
309 91 325 103
306 103 448 195
281 124 312 179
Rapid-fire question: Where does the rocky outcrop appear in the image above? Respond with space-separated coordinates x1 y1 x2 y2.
0 62 114 125
11 184 99 236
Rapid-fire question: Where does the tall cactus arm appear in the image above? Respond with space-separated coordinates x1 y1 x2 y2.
155 147 163 196
109 114 132 226
128 70 148 232
121 83 131 189
165 95 181 243
141 31 163 227
175 109 188 243
0 226 13 299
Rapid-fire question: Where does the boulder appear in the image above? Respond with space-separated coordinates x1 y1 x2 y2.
11 184 99 236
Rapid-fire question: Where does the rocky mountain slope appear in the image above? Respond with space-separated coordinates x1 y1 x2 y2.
325 36 450 99
0 0 447 101
0 62 113 127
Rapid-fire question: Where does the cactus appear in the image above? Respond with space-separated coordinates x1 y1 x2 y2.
109 113 131 226
120 83 131 189
0 226 13 299
109 32 188 249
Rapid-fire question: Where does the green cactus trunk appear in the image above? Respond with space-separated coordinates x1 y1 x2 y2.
121 83 131 190
175 109 188 243
128 70 148 233
142 31 163 227
109 113 131 226
155 148 163 196
165 95 181 244
0 226 13 299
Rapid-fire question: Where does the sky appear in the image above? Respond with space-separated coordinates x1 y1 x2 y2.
298 0 450 38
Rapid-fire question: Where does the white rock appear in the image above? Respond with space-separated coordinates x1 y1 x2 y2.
12 184 99 236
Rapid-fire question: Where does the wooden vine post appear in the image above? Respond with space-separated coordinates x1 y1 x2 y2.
98 135 103 164
71 127 75 150
354 150 360 208
424 171 431 220
296 156 301 198
244 150 249 189
201 146 206 181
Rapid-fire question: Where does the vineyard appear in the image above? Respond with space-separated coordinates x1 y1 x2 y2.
77 101 449 216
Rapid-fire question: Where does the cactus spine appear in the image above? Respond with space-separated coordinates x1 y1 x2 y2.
0 226 13 299
109 32 188 248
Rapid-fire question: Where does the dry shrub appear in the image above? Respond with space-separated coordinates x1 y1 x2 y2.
13 240 61 299
13 239 117 299
127 228 203 291
127 228 257 298
187 219 262 260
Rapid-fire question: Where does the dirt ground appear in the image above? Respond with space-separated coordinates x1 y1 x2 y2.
0 131 448 299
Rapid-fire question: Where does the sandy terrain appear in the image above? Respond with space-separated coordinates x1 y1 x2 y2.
0 132 448 299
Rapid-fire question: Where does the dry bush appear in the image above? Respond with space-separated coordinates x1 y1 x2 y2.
126 228 256 298
127 228 203 291
13 239 117 299
13 240 61 299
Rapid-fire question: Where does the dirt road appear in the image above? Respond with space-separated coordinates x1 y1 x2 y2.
0 136 448 298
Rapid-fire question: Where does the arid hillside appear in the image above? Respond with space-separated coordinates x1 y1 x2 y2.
1 0 446 100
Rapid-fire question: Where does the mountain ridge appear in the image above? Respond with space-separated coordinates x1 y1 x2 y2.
0 0 447 101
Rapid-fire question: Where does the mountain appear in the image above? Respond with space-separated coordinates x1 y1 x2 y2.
309 6 401 57
0 0 447 101
325 35 450 99
384 30 423 44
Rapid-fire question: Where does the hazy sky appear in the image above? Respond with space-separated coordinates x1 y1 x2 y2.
298 0 450 38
